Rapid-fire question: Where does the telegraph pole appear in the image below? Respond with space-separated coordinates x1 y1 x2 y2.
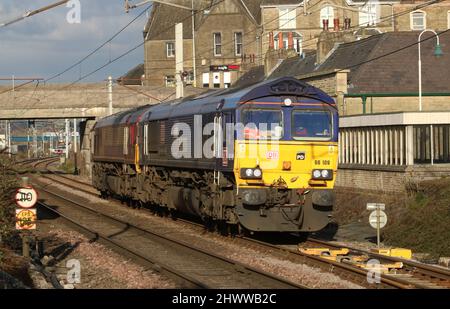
175 23 184 99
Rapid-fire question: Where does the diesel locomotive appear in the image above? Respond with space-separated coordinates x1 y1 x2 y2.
91 77 339 233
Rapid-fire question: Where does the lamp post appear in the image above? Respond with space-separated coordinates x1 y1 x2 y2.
418 29 443 111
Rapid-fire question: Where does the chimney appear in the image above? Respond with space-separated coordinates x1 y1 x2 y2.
344 18 351 30
316 29 358 64
278 32 283 50
288 32 294 49
322 19 329 31
333 18 339 31
269 32 274 49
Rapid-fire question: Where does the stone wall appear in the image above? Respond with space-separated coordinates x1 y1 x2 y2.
343 96 450 115
393 2 450 32
336 164 450 193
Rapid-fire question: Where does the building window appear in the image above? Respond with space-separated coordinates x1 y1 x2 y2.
213 33 222 56
166 42 175 58
202 73 209 88
279 8 296 29
184 71 194 85
320 6 334 28
224 72 231 88
213 72 221 88
359 3 378 26
273 32 303 55
165 75 176 87
411 11 426 30
234 32 243 56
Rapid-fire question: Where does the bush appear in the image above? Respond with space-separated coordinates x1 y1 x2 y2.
0 154 19 244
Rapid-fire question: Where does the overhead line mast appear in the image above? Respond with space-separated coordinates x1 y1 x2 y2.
0 0 69 28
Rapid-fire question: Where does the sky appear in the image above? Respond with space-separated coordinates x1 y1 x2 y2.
0 0 150 84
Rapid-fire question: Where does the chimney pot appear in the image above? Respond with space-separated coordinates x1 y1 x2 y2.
269 32 274 49
288 32 294 49
278 32 283 50
322 19 329 31
334 18 339 31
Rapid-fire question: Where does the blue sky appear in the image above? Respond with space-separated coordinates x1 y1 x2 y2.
0 1 150 84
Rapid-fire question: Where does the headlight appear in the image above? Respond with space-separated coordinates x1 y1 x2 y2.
312 169 333 180
253 168 262 178
241 168 263 179
313 170 322 179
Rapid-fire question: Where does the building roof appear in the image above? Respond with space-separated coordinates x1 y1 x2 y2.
117 63 144 85
145 0 196 40
266 31 450 94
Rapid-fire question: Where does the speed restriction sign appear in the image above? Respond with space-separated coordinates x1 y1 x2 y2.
16 209 37 230
15 187 38 209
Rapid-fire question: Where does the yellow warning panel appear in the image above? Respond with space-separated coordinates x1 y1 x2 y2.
371 248 412 260
15 209 37 230
299 248 350 257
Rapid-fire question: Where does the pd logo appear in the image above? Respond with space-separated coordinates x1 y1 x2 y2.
296 152 306 160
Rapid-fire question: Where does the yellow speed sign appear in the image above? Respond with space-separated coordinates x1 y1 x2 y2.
15 209 37 230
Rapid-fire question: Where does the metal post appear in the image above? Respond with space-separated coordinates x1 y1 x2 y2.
65 119 69 159
377 207 380 249
73 119 79 175
362 96 367 114
418 29 441 112
431 124 434 165
108 76 113 116
175 23 184 99
7 120 11 158
32 124 37 158
191 0 196 87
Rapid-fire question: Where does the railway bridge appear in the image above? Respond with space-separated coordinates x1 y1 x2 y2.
0 83 204 175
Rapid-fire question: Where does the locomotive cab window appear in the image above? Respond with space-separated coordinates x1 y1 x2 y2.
292 110 332 140
241 109 283 140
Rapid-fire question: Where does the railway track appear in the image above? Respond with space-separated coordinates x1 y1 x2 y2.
35 183 306 289
30 158 450 289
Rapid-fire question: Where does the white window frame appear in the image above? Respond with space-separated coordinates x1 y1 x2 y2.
410 10 426 31
165 75 176 87
448 11 450 29
234 32 243 56
213 32 222 56
166 42 175 58
224 72 231 88
279 7 296 29
202 72 210 88
320 6 334 28
359 3 378 26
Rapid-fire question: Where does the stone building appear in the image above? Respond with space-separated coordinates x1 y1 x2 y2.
142 0 450 89
143 0 263 88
